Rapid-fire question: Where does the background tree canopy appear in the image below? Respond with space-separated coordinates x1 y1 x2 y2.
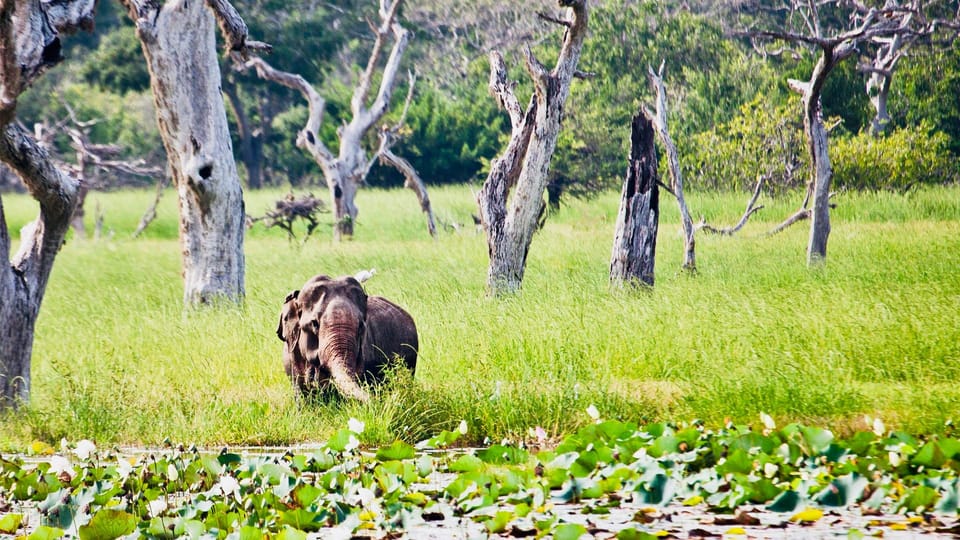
17 0 959 197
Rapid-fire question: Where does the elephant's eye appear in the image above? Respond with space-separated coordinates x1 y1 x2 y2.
310 320 320 331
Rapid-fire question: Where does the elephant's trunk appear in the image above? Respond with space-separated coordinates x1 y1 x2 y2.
319 317 369 402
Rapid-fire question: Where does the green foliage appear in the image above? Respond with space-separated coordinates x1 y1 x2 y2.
681 96 809 192
79 27 151 94
890 41 960 155
831 124 960 191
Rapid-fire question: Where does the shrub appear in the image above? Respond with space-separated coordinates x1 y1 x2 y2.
831 124 960 191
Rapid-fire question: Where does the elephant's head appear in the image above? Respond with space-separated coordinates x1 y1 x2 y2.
294 275 371 401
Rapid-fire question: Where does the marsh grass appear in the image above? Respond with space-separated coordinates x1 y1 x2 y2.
1 185 958 449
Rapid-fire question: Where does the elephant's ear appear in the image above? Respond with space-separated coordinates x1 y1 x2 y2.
277 290 300 341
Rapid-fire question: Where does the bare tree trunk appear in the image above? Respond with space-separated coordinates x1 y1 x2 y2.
477 1 589 295
647 64 695 272
790 53 836 265
122 0 246 304
611 112 659 287
0 0 94 407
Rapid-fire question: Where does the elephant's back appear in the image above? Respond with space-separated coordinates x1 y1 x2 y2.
363 296 418 377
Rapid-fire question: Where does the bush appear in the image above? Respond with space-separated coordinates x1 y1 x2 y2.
831 124 960 191
681 95 809 192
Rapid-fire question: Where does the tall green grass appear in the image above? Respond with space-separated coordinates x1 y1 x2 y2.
1 185 958 449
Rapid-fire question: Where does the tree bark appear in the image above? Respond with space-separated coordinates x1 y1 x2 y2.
477 0 589 295
122 0 245 304
0 0 94 407
647 65 695 272
610 112 659 287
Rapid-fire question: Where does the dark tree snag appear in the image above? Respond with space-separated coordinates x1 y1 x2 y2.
698 175 766 236
239 0 420 240
611 112 659 288
477 0 589 295
0 0 95 407
121 0 250 304
647 63 695 272
748 1 918 266
247 193 327 242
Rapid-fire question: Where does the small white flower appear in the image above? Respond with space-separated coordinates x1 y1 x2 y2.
344 435 360 452
215 475 241 499
763 462 778 478
73 439 96 460
167 463 179 482
348 418 365 434
760 412 776 431
872 417 885 437
148 498 168 517
356 487 375 506
889 450 902 467
534 426 547 442
116 458 134 478
458 420 469 435
48 455 74 479
586 404 600 421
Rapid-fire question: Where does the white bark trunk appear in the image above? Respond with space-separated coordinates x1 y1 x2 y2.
124 0 245 304
0 0 93 407
648 65 695 272
610 112 659 287
0 123 80 406
792 50 838 265
478 1 589 295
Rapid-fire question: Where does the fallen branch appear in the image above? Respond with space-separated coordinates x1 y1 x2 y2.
698 175 766 236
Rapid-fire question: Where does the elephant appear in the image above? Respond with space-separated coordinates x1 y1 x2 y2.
277 274 418 401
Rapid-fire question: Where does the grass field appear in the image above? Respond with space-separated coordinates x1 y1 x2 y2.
1 184 958 450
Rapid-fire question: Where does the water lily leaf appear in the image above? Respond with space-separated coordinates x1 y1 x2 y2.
617 528 660 540
799 426 834 455
789 508 824 523
448 454 483 473
938 438 960 459
911 441 946 469
682 495 704 506
27 526 65 540
78 509 137 540
0 514 22 534
553 523 587 540
898 485 939 512
936 480 960 513
216 453 241 466
292 483 324 508
647 435 679 458
325 430 357 453
717 449 753 475
815 473 868 507
238 526 263 540
484 511 513 534
767 490 801 512
477 445 528 465
275 526 308 540
376 440 416 461
279 509 327 532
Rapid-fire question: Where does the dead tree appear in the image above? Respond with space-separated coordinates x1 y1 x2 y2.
646 63 695 272
748 0 922 265
119 0 267 304
239 0 433 241
0 0 95 407
858 2 959 136
477 0 590 295
611 112 659 287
